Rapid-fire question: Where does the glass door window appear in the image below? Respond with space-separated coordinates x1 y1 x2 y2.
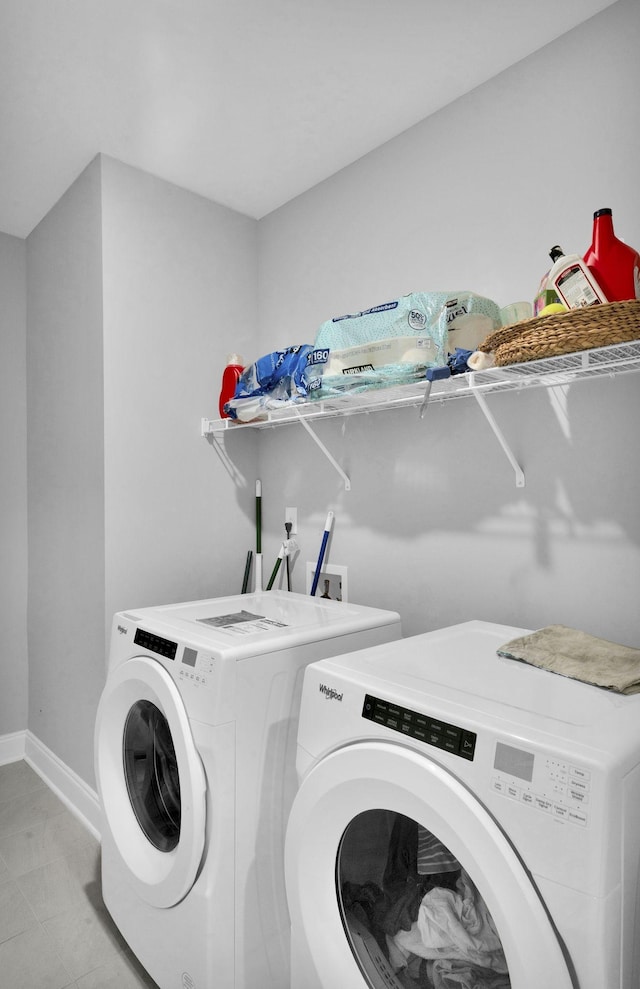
336 809 510 989
123 699 181 853
285 741 573 988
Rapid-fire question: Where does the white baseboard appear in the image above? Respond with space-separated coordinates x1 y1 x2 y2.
0 730 101 840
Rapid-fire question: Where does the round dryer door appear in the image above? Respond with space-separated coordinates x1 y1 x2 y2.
95 656 206 908
285 741 574 989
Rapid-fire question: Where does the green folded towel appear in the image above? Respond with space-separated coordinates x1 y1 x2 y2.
498 624 640 695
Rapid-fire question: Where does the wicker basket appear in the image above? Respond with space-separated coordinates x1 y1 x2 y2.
479 300 640 366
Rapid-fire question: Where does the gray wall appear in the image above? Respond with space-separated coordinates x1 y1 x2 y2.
255 0 640 642
100 156 259 628
25 156 259 786
0 233 28 734
26 158 106 782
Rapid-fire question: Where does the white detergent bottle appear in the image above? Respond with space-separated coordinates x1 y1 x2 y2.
547 244 608 308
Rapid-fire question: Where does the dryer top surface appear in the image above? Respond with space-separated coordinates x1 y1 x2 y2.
309 620 640 753
117 590 401 660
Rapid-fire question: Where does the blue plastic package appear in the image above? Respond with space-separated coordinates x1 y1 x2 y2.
223 345 329 421
448 347 474 375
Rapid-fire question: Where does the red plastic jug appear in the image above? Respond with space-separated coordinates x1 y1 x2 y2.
583 208 640 302
218 354 244 418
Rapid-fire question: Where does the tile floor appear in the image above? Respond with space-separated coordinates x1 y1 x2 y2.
0 760 159 989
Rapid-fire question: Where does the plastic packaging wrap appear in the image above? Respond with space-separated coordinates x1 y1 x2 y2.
312 291 500 399
223 345 329 421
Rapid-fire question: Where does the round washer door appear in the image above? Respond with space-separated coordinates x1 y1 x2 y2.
285 740 575 989
95 656 206 909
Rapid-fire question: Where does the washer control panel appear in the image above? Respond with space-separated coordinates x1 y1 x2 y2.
134 627 178 660
491 741 591 827
362 694 477 761
134 628 214 688
178 646 216 688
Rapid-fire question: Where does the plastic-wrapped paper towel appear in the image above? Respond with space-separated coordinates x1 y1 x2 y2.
312 292 500 399
223 345 329 421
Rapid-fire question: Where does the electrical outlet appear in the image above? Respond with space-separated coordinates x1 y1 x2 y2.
285 507 298 534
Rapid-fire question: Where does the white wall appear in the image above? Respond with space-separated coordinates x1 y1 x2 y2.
256 0 640 642
0 232 28 735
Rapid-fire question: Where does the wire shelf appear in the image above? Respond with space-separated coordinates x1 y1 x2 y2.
202 340 640 434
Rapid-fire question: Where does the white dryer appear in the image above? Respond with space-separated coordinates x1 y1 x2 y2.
94 590 401 989
285 620 640 989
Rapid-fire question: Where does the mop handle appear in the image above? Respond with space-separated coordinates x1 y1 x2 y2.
255 479 262 554
241 550 253 594
266 545 285 591
310 511 334 596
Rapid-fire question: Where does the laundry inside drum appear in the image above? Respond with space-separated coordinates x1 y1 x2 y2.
336 810 510 989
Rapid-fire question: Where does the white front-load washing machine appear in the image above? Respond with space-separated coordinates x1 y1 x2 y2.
285 619 640 989
94 590 401 989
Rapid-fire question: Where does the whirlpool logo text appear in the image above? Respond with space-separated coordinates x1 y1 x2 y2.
319 683 343 702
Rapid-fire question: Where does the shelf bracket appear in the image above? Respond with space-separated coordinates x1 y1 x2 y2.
469 387 525 488
293 409 352 491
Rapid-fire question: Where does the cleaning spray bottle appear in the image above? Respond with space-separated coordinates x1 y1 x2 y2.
547 245 608 309
218 354 244 418
583 208 640 302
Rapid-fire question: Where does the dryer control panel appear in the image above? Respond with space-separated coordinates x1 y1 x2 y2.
362 694 477 761
491 741 591 827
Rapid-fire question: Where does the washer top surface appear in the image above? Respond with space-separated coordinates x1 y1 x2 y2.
308 620 640 756
118 590 401 660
